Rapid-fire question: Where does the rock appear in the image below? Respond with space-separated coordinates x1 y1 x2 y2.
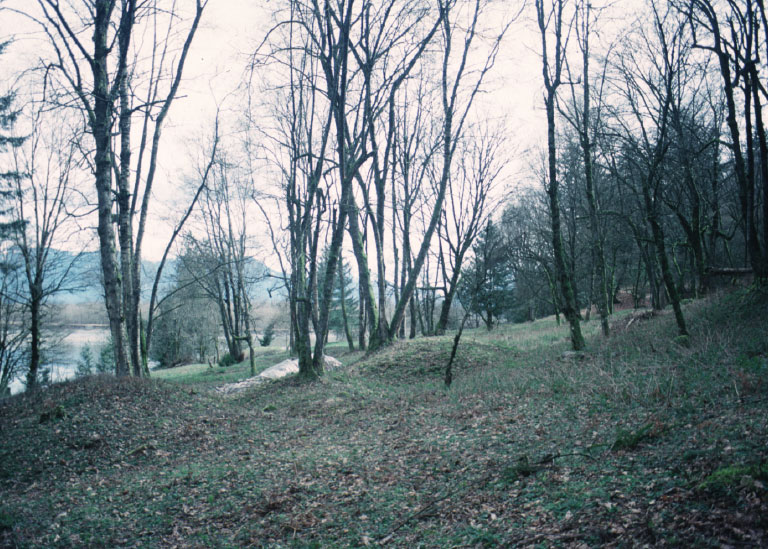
258 359 299 380
258 355 342 379
215 377 268 395
323 355 343 371
215 355 344 394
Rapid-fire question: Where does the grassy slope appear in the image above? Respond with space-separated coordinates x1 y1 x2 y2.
0 289 766 547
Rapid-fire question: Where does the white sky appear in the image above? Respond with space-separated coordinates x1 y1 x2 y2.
1 0 633 262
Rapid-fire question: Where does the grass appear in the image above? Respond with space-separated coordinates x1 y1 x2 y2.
0 288 766 547
151 346 288 386
151 343 363 388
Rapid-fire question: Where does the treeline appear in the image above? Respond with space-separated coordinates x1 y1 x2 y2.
509 0 768 348
249 0 767 373
1 0 766 391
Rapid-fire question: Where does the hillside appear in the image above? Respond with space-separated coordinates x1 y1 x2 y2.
0 288 766 547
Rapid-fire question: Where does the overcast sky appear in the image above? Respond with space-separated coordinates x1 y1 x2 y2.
1 0 630 261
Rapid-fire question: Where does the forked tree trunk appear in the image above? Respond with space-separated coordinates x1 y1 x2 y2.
92 2 131 376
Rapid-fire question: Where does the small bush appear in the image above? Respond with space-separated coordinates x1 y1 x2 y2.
218 353 237 367
75 345 95 377
499 455 543 485
737 353 767 375
96 338 115 374
0 507 14 531
39 404 66 424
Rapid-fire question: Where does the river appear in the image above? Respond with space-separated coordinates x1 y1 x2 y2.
9 326 110 395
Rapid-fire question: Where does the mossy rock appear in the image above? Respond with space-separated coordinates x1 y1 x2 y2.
698 463 768 491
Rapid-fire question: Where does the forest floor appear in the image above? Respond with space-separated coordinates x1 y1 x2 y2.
1 288 767 548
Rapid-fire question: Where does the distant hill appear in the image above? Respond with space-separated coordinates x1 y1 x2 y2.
50 251 285 305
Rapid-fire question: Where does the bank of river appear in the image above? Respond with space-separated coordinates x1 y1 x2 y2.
9 326 110 395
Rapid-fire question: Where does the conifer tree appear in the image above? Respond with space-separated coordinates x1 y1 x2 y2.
0 39 26 241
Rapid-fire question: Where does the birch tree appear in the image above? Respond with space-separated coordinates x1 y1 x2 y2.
31 0 208 376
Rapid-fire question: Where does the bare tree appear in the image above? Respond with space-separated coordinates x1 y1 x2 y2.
190 148 264 374
608 1 689 336
391 78 438 339
253 0 354 378
144 117 220 373
536 0 586 350
685 0 768 279
30 0 208 376
560 0 611 336
363 0 510 348
10 106 87 389
435 125 506 334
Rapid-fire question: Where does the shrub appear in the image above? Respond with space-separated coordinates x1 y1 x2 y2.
96 338 115 374
259 320 276 347
75 345 95 377
218 353 237 367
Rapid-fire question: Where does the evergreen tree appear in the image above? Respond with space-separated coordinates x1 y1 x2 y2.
458 222 515 330
0 37 29 392
96 338 115 375
75 345 95 377
0 39 26 242
317 249 358 347
259 320 276 347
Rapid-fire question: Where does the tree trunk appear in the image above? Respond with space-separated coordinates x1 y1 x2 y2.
93 3 130 377
643 183 688 336
293 252 313 375
436 265 462 334
358 278 367 351
118 71 140 377
26 291 41 389
581 91 609 335
545 96 585 350
347 195 380 348
750 64 768 280
707 15 766 277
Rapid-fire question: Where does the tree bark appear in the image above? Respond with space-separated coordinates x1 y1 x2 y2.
92 1 131 377
537 0 585 350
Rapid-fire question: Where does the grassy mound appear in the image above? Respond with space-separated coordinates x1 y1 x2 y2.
1 288 766 547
